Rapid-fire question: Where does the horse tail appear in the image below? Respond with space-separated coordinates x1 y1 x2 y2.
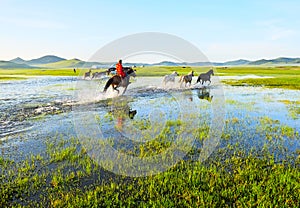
103 77 113 92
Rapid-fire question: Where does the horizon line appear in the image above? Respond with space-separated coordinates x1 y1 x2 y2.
2 55 300 64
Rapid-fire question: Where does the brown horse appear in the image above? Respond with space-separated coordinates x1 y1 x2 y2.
103 67 136 94
179 71 194 87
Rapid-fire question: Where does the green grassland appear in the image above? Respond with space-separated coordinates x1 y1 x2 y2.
1 116 299 207
1 66 300 89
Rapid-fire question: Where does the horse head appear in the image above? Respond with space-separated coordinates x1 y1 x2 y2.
126 68 137 77
172 71 179 76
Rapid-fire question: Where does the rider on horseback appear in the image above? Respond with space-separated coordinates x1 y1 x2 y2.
116 59 126 85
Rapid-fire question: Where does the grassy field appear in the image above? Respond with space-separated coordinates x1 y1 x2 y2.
2 66 300 90
1 65 300 207
1 115 299 207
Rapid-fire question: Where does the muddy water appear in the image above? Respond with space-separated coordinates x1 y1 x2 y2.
0 76 299 161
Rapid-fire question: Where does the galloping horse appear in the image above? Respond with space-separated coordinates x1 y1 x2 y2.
92 70 109 79
163 71 179 85
196 69 214 85
179 71 194 87
103 67 136 94
83 69 92 79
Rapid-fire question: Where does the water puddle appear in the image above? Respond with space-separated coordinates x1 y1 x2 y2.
0 76 299 162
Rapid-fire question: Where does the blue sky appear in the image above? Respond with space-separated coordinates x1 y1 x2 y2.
0 0 299 62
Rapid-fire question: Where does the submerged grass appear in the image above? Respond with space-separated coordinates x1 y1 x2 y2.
1 115 299 207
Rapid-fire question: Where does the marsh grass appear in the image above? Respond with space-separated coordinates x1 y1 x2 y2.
1 113 299 207
222 77 300 90
1 66 300 206
279 100 300 119
0 76 27 81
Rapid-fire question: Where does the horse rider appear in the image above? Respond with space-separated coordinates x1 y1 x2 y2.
116 59 126 84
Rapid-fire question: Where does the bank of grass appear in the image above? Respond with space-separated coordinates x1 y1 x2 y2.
222 76 300 90
1 140 299 207
0 68 99 77
1 115 300 207
1 65 300 90
0 76 27 81
217 66 300 90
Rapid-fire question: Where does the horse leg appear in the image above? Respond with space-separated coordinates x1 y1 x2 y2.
122 86 128 95
113 86 120 94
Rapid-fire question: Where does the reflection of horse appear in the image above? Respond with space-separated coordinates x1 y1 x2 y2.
197 88 213 102
196 69 214 85
109 97 137 130
163 71 179 85
103 67 136 94
92 70 109 79
179 71 194 87
83 69 92 79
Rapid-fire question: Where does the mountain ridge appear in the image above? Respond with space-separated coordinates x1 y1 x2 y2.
2 56 300 69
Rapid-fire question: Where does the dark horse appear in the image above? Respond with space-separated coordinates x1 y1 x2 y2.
103 67 136 94
196 69 214 85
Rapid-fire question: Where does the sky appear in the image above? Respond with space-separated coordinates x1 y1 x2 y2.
0 0 299 62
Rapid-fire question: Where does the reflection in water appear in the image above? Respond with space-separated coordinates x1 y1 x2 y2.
109 96 137 130
197 88 213 102
1 76 299 165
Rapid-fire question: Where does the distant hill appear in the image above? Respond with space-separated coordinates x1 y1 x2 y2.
0 61 35 69
39 59 113 69
224 59 251 66
3 55 300 69
10 57 26 64
246 57 300 65
27 55 66 65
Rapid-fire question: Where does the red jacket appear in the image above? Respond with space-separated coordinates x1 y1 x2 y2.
116 63 126 78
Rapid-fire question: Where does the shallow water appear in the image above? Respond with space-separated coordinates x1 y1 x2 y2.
0 76 299 162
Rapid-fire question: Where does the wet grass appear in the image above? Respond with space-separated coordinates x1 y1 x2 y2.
0 76 27 81
218 66 300 90
1 113 299 207
0 68 89 76
279 100 300 119
222 76 300 90
1 66 300 206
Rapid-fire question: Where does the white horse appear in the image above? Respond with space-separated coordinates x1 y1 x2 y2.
179 71 194 87
163 71 179 85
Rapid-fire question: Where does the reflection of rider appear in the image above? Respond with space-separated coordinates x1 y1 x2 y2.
116 60 126 78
